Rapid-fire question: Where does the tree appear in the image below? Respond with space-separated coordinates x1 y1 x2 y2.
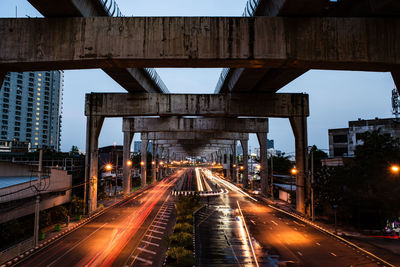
315 130 400 229
69 145 80 156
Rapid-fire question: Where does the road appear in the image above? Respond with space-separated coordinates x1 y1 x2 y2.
202 169 387 267
14 172 180 267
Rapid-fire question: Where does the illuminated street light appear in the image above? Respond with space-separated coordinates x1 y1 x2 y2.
140 161 145 166
105 164 112 171
127 160 132 167
291 168 298 175
256 165 261 170
233 164 237 168
390 164 400 174
160 161 164 166
152 161 155 165
240 166 244 171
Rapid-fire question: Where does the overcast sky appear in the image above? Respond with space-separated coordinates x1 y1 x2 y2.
0 0 395 155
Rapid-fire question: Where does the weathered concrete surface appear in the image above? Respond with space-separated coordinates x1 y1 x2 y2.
27 0 167 93
155 140 235 145
142 132 248 141
123 117 268 133
86 93 308 118
0 17 399 71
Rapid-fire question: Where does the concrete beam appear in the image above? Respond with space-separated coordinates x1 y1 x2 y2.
1 17 399 71
86 93 308 118
27 0 167 93
142 132 248 141
155 140 235 145
123 117 268 133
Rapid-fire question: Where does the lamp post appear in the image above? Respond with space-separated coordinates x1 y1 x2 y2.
290 167 298 200
270 156 274 201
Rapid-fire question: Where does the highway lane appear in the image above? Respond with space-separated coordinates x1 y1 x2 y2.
14 173 180 267
203 169 385 267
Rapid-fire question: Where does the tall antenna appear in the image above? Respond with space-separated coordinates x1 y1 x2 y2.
392 87 400 121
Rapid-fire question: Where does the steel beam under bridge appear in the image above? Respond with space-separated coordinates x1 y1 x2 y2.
1 17 399 71
123 117 268 133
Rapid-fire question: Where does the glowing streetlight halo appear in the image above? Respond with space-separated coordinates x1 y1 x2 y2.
390 164 400 173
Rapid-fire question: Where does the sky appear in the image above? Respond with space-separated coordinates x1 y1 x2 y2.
0 0 396 155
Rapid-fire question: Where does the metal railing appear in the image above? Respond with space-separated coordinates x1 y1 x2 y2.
99 0 123 17
144 68 170 93
214 0 261 93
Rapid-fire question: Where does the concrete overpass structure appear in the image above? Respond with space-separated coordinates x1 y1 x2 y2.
24 0 168 93
1 0 398 217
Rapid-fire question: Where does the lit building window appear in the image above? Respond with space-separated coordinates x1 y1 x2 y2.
37 83 41 86
37 98 40 101
35 137 38 140
38 78 41 81
37 103 40 106
36 113 40 116
35 127 39 130
35 122 39 125
36 117 39 120
36 108 40 111
37 88 41 91
35 142 38 146
38 73 42 77
37 92 40 96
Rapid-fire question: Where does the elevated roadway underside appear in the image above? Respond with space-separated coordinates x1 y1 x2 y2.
216 0 400 94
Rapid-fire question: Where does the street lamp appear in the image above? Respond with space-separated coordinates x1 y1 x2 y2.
140 161 145 166
127 160 132 167
390 164 400 174
105 163 113 171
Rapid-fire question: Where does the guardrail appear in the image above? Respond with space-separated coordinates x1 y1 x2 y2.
214 0 261 93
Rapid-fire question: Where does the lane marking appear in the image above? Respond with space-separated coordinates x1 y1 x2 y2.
271 220 278 226
151 225 166 230
237 201 259 267
330 252 337 257
145 234 161 240
297 251 303 256
153 221 167 225
141 240 159 247
148 229 164 234
137 247 157 255
250 220 256 225
132 255 153 264
316 242 321 246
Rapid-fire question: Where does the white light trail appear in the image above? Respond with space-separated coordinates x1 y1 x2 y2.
195 168 204 191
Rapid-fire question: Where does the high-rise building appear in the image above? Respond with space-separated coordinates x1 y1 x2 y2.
0 71 63 151
133 141 142 153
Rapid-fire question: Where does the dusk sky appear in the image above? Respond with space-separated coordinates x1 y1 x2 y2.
0 0 395 155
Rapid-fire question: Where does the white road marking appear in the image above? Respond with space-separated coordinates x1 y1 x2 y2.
316 242 321 246
330 252 337 257
153 221 167 225
297 251 303 256
141 240 160 247
250 220 256 225
271 220 278 226
133 255 153 264
137 247 156 255
145 234 162 240
149 229 164 234
152 225 166 230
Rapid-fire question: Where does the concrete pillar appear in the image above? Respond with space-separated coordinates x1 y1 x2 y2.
158 147 164 180
152 141 157 183
85 115 104 214
226 147 231 179
123 131 134 195
257 133 269 196
233 140 237 183
289 116 309 215
141 139 149 187
392 71 400 93
240 139 249 187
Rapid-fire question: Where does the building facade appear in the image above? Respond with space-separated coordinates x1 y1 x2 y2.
0 71 63 151
329 118 400 157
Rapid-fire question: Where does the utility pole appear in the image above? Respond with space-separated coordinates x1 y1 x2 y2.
270 156 274 201
311 150 315 222
33 149 43 247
